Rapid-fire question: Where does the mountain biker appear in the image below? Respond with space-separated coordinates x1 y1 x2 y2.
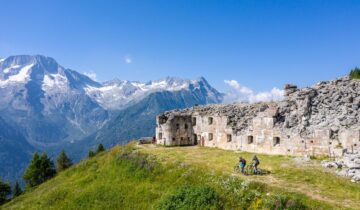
239 157 246 174
252 155 260 173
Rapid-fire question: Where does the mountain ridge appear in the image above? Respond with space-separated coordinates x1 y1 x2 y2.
0 54 223 181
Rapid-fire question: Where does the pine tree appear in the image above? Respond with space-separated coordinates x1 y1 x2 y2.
0 179 11 205
56 150 73 172
23 152 56 188
23 152 42 188
88 150 95 158
96 144 105 153
39 152 56 183
12 181 22 198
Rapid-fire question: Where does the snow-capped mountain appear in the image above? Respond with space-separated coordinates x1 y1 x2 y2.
0 55 222 111
0 55 223 181
0 55 109 147
86 76 222 110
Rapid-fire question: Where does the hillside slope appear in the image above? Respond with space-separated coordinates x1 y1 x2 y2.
0 116 34 182
4 143 359 209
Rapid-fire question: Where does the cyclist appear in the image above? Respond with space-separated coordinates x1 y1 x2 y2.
252 155 260 174
239 157 247 174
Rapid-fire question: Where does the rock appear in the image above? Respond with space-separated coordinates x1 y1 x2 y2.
321 160 340 168
336 169 348 176
323 152 360 182
352 174 360 182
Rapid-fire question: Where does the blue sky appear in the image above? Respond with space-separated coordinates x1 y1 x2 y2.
1 0 360 94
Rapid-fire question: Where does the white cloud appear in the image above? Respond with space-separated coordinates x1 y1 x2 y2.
124 55 132 64
83 71 98 81
224 80 284 103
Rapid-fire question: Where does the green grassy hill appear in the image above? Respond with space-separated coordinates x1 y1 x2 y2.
3 143 359 210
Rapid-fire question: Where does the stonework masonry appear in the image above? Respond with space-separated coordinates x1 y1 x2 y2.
156 76 360 157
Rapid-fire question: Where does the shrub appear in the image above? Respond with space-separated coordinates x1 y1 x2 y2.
158 185 223 210
263 194 306 210
218 177 267 209
349 67 360 79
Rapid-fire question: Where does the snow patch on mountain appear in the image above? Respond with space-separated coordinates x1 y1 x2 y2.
3 64 21 73
0 55 223 111
85 77 219 110
42 73 69 91
0 63 34 86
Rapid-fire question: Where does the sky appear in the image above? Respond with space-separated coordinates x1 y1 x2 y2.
1 0 360 101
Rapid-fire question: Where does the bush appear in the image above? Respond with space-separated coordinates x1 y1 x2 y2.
157 185 223 210
263 194 306 210
349 67 360 79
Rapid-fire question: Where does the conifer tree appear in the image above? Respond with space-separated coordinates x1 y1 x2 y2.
12 181 22 198
0 179 11 205
88 150 95 158
96 144 105 153
39 152 56 183
56 150 73 172
23 152 42 187
23 152 56 188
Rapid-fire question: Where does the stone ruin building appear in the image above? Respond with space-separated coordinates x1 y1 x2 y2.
155 76 360 157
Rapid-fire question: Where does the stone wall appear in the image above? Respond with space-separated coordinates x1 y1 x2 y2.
156 115 195 146
156 76 360 157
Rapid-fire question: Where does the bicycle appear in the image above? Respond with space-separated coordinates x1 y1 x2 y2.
234 164 267 176
233 164 246 174
245 164 263 175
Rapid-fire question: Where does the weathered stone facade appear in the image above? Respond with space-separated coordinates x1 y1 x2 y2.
156 77 360 157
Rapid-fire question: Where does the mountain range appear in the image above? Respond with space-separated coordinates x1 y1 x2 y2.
0 55 223 182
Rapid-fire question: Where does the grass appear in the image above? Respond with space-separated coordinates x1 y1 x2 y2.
140 145 360 209
2 143 359 210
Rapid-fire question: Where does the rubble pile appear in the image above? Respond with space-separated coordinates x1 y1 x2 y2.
321 152 360 183
163 76 360 138
277 76 360 138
